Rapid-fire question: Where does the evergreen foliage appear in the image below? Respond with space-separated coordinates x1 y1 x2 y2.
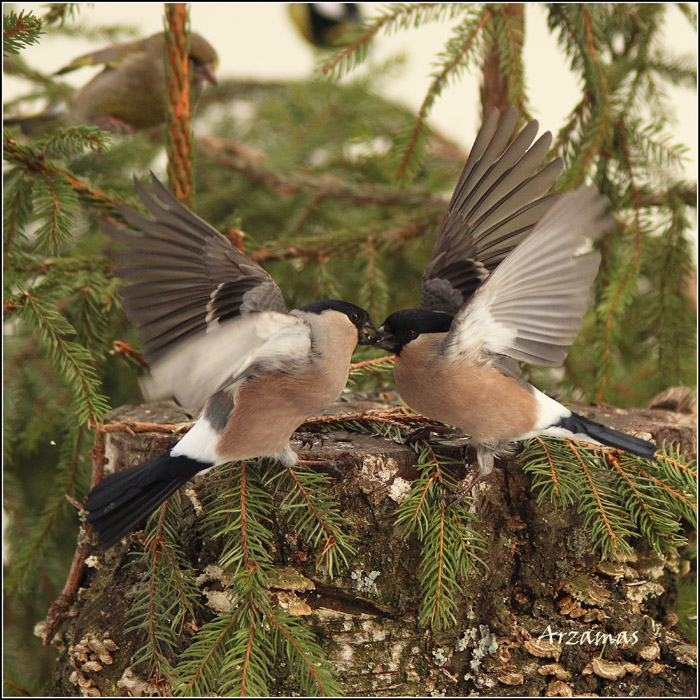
2 3 696 696
521 438 697 558
394 440 485 628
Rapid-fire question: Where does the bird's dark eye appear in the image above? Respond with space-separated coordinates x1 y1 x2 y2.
350 312 360 323
407 329 418 339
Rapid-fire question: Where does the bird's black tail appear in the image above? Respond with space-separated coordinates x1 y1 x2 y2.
557 412 657 459
85 452 211 549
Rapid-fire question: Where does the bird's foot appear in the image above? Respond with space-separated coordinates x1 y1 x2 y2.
433 471 485 510
404 423 452 445
295 456 343 479
293 431 325 450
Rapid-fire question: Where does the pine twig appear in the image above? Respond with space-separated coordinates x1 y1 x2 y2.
535 436 561 496
398 8 492 181
321 3 439 77
567 439 619 551
3 134 119 215
164 3 193 207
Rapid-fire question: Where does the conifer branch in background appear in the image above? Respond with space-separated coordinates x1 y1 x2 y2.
164 3 194 206
2 3 696 694
396 6 491 181
3 9 43 55
480 4 527 118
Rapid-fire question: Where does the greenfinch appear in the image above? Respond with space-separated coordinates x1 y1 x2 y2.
7 31 218 133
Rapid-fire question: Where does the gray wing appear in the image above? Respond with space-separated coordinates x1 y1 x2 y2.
106 173 287 367
444 187 614 367
421 107 563 314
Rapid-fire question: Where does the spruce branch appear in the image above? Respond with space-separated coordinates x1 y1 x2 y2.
3 131 120 216
274 465 357 577
174 612 244 696
595 122 641 401
321 2 455 79
164 3 194 207
16 289 110 427
395 441 484 629
196 134 446 210
397 7 491 181
3 493 55 602
266 608 341 697
3 9 43 55
4 424 86 595
3 169 34 271
126 499 201 680
521 438 696 557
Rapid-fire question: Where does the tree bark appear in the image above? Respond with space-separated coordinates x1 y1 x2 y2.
46 396 696 696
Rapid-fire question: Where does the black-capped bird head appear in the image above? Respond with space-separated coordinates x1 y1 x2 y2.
297 299 376 345
372 309 454 355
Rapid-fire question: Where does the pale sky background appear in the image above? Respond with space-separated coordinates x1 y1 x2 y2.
5 2 698 184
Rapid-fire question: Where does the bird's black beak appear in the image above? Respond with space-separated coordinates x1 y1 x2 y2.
357 320 376 346
371 325 398 353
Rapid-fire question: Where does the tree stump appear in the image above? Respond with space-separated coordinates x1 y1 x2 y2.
46 396 696 696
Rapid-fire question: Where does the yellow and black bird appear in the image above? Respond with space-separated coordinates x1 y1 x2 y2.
288 3 362 48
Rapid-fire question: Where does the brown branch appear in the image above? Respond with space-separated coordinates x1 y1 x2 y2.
101 418 193 435
43 428 89 644
300 405 429 430
656 454 697 477
240 462 253 567
350 355 396 372
240 623 257 696
165 3 193 207
3 135 119 214
110 340 148 369
3 680 33 696
535 437 560 496
635 186 697 208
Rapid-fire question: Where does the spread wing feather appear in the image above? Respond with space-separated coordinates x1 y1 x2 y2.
107 174 302 407
421 107 563 314
107 174 287 366
444 187 614 367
